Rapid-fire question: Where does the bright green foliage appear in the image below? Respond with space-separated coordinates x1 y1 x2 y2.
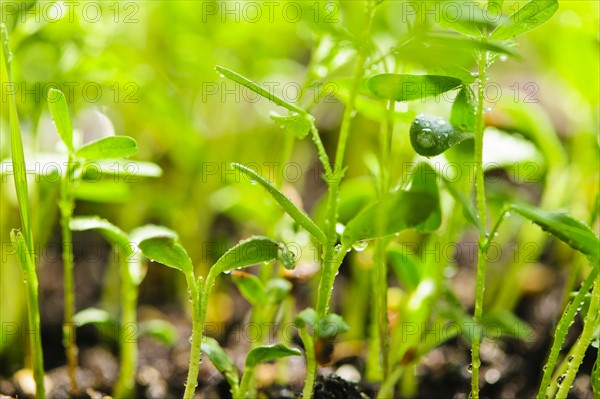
76 136 138 161
509 203 600 261
367 74 462 102
47 89 74 151
232 163 327 243
211 236 296 274
490 0 559 40
270 112 313 139
409 114 474 157
245 344 301 368
202 337 240 389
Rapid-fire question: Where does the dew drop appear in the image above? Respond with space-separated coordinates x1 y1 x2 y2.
484 107 493 113
414 119 420 125
416 129 436 149
436 119 446 125
467 364 473 373
568 355 574 362
494 232 499 237
471 72 479 78
557 374 566 385
499 55 508 62
352 240 368 252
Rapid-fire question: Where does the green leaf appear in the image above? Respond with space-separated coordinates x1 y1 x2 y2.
201 337 239 388
315 313 349 338
424 33 519 58
139 319 179 347
294 308 318 329
410 163 441 233
509 203 600 261
212 236 295 275
76 136 138 161
438 3 499 36
138 233 193 274
490 0 558 40
2 28 33 251
245 344 301 369
10 230 34 275
270 112 312 139
73 308 112 326
450 86 476 133
265 278 292 304
341 164 441 246
70 216 131 253
482 310 533 341
409 113 474 157
388 248 422 291
47 88 74 151
215 65 305 114
92 160 163 178
367 74 462 102
232 163 327 243
441 178 483 232
231 271 267 306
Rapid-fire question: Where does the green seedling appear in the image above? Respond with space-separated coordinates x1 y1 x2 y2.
220 43 443 396
136 230 296 399
46 87 144 392
202 337 300 399
1 24 45 398
367 1 562 397
69 216 177 398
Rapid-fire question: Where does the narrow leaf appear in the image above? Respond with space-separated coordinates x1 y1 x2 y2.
10 230 33 275
216 65 305 114
442 177 483 232
232 163 327 243
47 88 74 151
231 271 267 306
410 163 441 233
482 310 533 341
139 320 179 347
450 86 476 133
212 236 295 275
76 136 138 161
245 344 301 369
490 0 558 40
138 233 193 274
270 112 312 139
202 337 240 388
368 74 462 102
509 203 600 260
70 216 131 253
2 27 33 250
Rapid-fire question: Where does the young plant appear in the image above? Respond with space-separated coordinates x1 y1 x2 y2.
1 23 46 399
46 87 139 392
202 337 300 399
69 217 150 398
136 230 296 399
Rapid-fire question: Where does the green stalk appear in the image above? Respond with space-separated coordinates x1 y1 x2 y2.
470 48 489 399
113 254 138 399
315 0 376 319
537 268 598 399
299 327 317 399
59 152 79 392
183 273 203 399
238 366 256 399
555 277 599 399
2 23 46 398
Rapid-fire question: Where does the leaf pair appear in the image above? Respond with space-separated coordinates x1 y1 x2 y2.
201 337 300 397
438 0 558 40
232 272 292 307
294 308 349 339
47 88 138 161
